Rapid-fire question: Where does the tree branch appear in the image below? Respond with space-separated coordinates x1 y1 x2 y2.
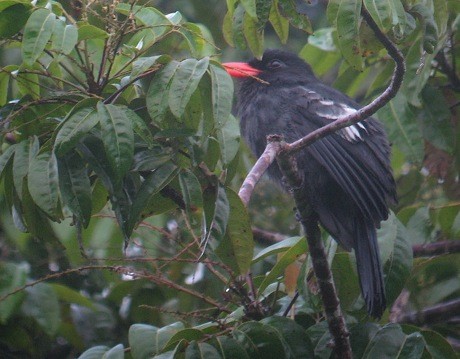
275 135 352 359
413 240 460 257
238 141 282 206
393 298 460 326
252 227 288 245
285 6 405 154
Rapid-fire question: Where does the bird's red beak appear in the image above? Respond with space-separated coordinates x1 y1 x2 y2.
222 62 261 78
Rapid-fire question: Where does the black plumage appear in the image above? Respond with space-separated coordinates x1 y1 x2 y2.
223 49 397 318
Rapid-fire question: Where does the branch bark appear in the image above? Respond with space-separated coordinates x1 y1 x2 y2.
238 141 282 207
276 136 352 359
392 298 460 326
413 240 460 257
285 7 405 154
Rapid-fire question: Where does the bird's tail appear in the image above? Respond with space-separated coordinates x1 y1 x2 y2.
355 222 386 318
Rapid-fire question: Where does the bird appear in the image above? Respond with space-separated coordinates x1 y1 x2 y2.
223 49 397 318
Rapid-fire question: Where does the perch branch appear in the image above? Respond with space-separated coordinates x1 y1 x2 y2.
238 141 282 206
285 6 405 154
276 135 352 358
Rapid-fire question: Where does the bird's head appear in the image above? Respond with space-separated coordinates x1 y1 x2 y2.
223 49 316 85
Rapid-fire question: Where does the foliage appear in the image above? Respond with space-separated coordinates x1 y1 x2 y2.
0 0 458 358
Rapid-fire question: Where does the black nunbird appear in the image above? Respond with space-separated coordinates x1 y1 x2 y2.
223 49 397 318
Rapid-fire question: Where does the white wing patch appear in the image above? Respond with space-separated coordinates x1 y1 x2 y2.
296 87 369 143
316 100 367 143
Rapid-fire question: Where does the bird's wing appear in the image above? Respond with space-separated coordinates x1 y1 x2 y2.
285 85 395 224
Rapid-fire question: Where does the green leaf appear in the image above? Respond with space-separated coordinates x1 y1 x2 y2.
222 10 235 46
0 145 16 179
0 3 29 38
420 329 457 359
55 107 99 156
256 0 272 25
211 336 250 359
147 61 180 125
388 0 407 39
22 283 60 336
331 253 361 310
164 329 205 351
378 214 413 306
169 57 209 119
16 70 40 99
269 0 289 43
348 323 380 358
28 151 60 219
202 184 230 249
433 0 448 38
261 317 315 358
58 151 92 227
258 235 307 293
50 283 94 308
21 8 55 66
51 21 78 57
326 0 340 25
13 138 39 200
409 4 438 54
243 11 264 58
128 162 178 235
406 255 460 308
132 147 173 172
361 324 406 358
363 0 393 32
418 85 454 153
0 262 28 323
232 4 247 49
278 0 312 33
0 68 9 106
217 114 240 166
129 322 185 359
234 321 287 358
78 136 116 194
240 0 257 19
97 102 134 183
336 0 363 70
253 236 303 263
299 43 341 78
402 37 436 106
129 324 159 359
117 5 173 49
77 23 109 41
180 23 216 57
215 188 254 275
377 92 423 163
209 62 234 128
116 4 170 27
185 341 221 358
130 55 170 80
125 108 155 148
77 346 111 359
399 332 425 359
179 170 203 216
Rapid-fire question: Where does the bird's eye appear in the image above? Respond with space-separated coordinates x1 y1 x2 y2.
268 59 284 69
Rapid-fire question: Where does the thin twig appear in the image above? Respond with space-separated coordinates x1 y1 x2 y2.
103 66 161 104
